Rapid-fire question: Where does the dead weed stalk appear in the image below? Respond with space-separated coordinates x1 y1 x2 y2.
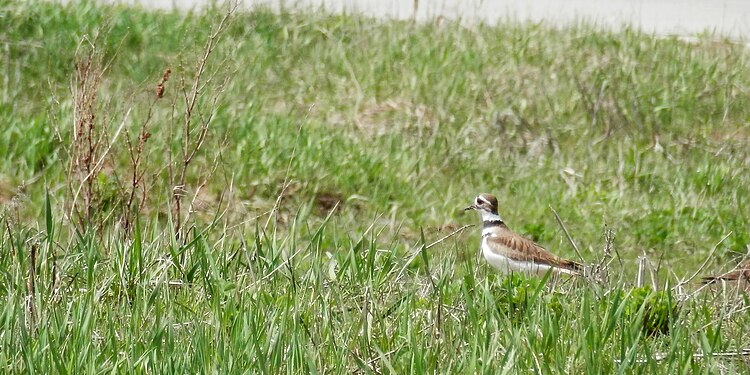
170 4 237 239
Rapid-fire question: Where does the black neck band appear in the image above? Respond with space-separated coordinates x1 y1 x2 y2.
483 219 504 228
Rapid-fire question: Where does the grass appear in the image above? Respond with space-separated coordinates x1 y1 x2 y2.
2 0 750 372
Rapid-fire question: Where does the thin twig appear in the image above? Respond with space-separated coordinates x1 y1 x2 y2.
69 108 132 220
425 224 475 250
173 3 236 238
683 259 750 301
593 225 616 284
675 231 732 291
264 179 294 232
395 224 474 282
549 206 585 262
227 208 277 230
26 242 37 331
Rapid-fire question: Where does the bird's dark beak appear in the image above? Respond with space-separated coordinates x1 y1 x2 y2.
463 204 476 211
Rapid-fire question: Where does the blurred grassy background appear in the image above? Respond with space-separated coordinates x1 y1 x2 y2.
1 1 750 372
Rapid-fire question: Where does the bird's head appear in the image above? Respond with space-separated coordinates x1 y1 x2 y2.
464 193 503 222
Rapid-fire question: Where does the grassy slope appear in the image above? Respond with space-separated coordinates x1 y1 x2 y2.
1 1 750 373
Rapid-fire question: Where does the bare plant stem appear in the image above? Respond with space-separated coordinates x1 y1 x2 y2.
122 64 169 234
67 32 125 231
549 206 585 262
395 224 475 282
675 231 733 291
27 242 37 331
172 5 236 239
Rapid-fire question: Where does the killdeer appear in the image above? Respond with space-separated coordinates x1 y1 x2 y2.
464 193 583 277
702 260 750 284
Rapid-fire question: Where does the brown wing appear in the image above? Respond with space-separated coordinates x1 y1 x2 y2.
487 224 583 272
702 262 750 284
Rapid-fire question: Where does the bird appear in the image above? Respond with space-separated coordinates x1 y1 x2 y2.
702 260 750 284
464 193 583 277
